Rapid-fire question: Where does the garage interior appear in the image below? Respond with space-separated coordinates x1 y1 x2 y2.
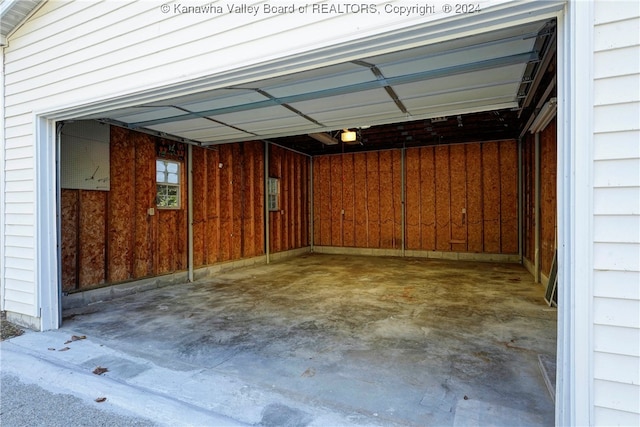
57 17 558 426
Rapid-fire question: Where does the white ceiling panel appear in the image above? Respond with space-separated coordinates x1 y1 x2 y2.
232 62 362 91
147 118 217 134
397 81 521 105
377 39 535 78
178 90 269 112
112 107 187 124
402 85 520 110
289 89 392 115
211 106 307 126
263 67 373 98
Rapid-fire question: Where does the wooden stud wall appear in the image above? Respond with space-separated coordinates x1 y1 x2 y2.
405 140 518 254
191 141 265 267
61 126 188 291
313 150 402 249
539 118 557 275
521 118 557 278
314 141 518 254
269 145 310 253
522 133 536 264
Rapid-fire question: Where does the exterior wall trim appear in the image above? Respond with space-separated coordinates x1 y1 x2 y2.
556 1 594 425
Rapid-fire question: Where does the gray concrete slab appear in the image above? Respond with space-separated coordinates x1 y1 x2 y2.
5 254 557 426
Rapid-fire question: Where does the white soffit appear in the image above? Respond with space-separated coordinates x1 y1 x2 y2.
91 18 549 145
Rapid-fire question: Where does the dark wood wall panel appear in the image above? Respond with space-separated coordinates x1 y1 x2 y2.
366 152 382 248
133 133 156 279
78 191 107 287
520 120 557 279
205 148 221 265
342 154 355 247
540 118 557 275
522 134 535 264
353 154 368 247
192 141 266 268
313 150 402 249
466 144 484 252
435 146 451 251
62 127 188 290
500 141 519 254
61 190 78 292
420 147 437 250
313 141 518 254
192 145 207 268
269 145 310 253
108 127 136 283
481 142 502 253
405 148 421 250
449 144 468 252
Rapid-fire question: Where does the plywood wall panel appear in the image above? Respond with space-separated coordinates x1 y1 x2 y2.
312 141 517 254
405 148 421 250
482 142 501 253
435 145 451 251
540 118 557 275
253 142 265 256
523 136 535 263
133 133 155 278
219 145 233 262
61 189 78 291
392 150 403 249
449 144 468 252
465 144 484 253
108 126 135 283
366 152 381 248
312 157 322 246
268 145 309 253
342 154 355 247
319 156 332 246
242 144 256 258
500 140 519 254
420 147 437 250
205 148 220 265
192 146 206 267
378 150 395 248
330 155 343 247
78 190 106 288
231 143 243 260
353 154 368 247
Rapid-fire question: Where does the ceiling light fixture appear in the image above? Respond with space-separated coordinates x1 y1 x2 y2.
341 129 357 143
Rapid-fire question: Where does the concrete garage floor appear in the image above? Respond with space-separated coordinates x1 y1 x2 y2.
63 254 557 426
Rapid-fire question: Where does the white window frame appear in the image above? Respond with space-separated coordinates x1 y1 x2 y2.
267 177 280 211
156 159 181 209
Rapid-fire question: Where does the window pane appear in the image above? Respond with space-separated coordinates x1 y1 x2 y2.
167 186 178 196
167 163 179 173
156 172 166 183
156 160 166 172
167 173 178 184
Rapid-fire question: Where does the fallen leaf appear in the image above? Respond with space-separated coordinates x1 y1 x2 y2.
64 340 72 344
93 366 108 375
95 397 107 403
58 347 70 352
47 347 56 351
463 395 469 400
301 367 316 378
71 335 87 341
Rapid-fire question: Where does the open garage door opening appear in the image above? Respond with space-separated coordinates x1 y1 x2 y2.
55 17 559 426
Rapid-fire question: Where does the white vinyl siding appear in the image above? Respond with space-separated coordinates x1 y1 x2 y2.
592 0 640 423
